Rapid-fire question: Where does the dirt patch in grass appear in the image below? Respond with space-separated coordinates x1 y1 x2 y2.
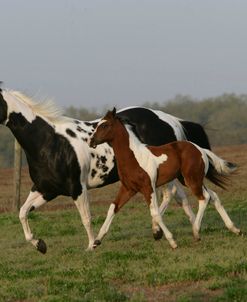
0 144 246 214
122 280 223 302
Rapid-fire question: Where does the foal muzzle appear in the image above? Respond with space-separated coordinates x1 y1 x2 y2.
89 137 98 149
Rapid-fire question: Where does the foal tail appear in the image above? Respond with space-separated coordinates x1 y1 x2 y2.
205 149 237 189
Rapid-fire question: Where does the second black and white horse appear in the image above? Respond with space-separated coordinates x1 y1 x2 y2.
0 87 211 253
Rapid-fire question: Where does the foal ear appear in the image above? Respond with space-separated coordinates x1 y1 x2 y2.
112 107 117 117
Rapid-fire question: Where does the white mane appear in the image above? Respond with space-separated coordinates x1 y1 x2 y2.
7 90 65 123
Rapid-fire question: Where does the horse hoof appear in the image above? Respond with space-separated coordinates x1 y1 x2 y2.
194 237 201 242
37 239 47 254
93 240 101 248
153 229 163 240
170 240 178 249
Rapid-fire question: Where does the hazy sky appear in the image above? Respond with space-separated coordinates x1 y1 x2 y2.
1 0 247 110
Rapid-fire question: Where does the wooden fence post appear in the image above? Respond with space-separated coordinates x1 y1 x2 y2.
13 139 22 211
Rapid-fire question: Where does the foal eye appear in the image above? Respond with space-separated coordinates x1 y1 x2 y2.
101 124 108 129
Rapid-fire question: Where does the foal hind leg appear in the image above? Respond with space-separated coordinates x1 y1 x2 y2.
19 190 47 253
192 187 210 241
207 189 241 235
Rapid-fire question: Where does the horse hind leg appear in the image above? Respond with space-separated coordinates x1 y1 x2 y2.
152 181 181 240
207 189 241 235
152 180 195 240
19 190 47 254
174 180 195 224
152 184 173 240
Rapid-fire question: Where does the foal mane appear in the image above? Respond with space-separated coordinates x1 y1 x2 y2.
117 116 144 143
9 90 65 123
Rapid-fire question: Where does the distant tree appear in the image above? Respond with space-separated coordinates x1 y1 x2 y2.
66 106 99 120
146 94 247 146
0 94 246 168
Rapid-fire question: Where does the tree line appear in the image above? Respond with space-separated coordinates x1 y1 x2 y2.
0 93 246 167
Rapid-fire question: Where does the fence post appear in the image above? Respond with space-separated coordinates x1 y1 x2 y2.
13 139 22 211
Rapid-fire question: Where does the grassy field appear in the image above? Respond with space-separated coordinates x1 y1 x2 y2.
0 145 246 302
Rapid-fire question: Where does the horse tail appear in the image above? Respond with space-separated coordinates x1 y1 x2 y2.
204 149 237 189
181 121 211 150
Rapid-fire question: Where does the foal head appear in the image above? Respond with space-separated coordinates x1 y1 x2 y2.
90 107 118 148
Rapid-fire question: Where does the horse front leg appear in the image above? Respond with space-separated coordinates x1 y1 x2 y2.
19 190 47 253
93 185 135 249
74 184 95 251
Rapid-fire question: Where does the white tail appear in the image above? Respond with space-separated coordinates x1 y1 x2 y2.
204 149 237 175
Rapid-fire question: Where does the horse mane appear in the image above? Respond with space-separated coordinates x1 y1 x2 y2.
8 90 65 123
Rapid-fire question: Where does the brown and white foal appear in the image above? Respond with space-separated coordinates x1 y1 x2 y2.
90 108 240 249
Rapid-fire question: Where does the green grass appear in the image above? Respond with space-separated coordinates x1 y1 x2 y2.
0 192 246 302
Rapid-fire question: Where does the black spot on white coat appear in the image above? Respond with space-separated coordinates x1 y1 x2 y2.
66 128 77 138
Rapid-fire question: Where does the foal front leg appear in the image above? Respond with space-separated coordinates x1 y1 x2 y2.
93 185 135 248
19 190 47 253
146 187 177 249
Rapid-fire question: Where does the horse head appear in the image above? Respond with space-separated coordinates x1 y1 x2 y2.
90 107 117 148
0 82 8 124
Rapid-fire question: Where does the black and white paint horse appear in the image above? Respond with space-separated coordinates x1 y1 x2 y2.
0 87 211 253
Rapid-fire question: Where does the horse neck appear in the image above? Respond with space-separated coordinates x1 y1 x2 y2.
4 92 35 123
7 110 50 155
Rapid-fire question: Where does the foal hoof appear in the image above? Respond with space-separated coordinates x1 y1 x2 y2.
93 240 101 249
153 229 163 241
238 230 244 237
37 239 47 254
